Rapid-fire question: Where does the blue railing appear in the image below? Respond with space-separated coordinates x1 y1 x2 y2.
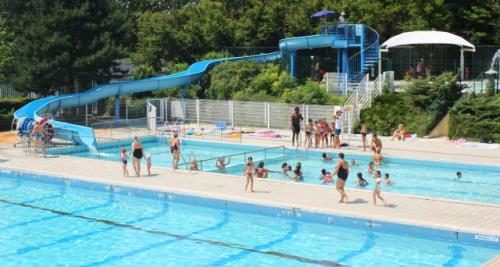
319 23 357 41
348 25 380 83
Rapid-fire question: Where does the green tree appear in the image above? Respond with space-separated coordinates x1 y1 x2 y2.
0 17 13 81
132 11 178 70
1 0 132 94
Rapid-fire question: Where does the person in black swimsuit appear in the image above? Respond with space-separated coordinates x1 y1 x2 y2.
131 136 143 177
170 133 180 170
290 107 303 147
333 152 349 203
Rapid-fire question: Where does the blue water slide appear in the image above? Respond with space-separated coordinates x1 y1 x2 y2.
14 52 281 149
279 35 336 52
14 32 353 150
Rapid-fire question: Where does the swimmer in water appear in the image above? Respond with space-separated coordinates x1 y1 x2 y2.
368 161 375 174
319 169 334 184
356 172 369 188
455 171 462 180
322 153 332 161
384 173 395 185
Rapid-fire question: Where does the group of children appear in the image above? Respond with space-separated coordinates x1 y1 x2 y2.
120 147 152 177
243 158 305 192
320 153 394 206
303 110 344 149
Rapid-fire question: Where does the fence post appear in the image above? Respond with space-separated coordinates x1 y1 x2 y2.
267 103 270 129
229 100 234 127
305 105 309 123
196 99 200 126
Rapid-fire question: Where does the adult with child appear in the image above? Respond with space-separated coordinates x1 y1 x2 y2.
255 161 279 178
332 152 349 203
170 133 181 170
131 136 144 177
290 107 303 147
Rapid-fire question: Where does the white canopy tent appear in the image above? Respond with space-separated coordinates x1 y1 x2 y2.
380 31 475 80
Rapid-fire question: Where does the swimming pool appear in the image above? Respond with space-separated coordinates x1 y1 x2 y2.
0 169 498 266
54 137 500 204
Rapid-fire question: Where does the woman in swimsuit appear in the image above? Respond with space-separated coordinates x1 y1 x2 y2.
244 157 254 192
131 136 143 177
332 152 349 203
360 121 368 151
170 133 180 170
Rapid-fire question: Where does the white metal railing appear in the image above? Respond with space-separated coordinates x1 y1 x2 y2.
324 72 348 95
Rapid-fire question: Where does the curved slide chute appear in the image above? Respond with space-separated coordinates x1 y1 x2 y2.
15 33 344 150
14 52 281 149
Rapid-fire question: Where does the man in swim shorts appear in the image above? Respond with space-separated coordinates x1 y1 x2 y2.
290 107 303 147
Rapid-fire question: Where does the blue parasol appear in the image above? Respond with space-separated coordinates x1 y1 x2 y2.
310 10 337 18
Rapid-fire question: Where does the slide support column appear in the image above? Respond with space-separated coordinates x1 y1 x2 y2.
290 51 296 78
114 95 120 121
342 48 349 80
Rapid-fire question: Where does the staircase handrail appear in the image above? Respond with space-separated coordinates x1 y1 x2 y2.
344 74 369 106
347 25 380 81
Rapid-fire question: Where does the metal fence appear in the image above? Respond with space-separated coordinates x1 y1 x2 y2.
383 45 499 80
156 98 345 130
0 82 38 98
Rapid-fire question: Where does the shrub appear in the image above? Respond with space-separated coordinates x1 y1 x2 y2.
405 72 462 131
448 95 500 142
0 97 30 131
0 97 30 112
280 81 344 105
359 92 427 136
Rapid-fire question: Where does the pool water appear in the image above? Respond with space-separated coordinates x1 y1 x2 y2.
221 150 500 204
71 137 284 171
62 138 500 204
0 170 498 266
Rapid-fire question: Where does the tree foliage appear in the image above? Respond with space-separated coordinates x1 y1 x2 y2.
0 0 132 94
360 73 463 136
0 17 13 81
449 95 500 142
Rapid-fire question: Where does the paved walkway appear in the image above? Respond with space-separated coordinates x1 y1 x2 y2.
0 145 499 237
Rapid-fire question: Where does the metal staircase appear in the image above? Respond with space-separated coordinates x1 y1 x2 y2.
348 25 380 89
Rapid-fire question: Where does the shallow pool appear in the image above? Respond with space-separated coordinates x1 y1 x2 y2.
57 137 500 204
0 169 498 266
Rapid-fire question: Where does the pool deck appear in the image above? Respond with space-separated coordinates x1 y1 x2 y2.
0 134 499 240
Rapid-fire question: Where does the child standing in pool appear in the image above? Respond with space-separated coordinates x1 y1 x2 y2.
120 148 129 177
244 157 254 192
372 170 387 206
